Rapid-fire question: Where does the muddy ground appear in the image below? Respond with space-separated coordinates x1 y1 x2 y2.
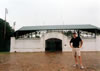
0 52 100 71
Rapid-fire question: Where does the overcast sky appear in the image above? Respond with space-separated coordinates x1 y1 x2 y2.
0 0 100 30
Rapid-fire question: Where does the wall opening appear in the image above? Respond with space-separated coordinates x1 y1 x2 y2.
45 38 62 52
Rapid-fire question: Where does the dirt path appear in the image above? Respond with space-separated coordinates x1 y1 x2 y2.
0 52 100 71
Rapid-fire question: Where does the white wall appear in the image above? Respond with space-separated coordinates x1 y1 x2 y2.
96 36 100 51
67 36 100 51
10 38 45 52
10 32 100 52
41 32 71 52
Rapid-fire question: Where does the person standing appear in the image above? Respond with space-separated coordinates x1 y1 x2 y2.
70 32 84 69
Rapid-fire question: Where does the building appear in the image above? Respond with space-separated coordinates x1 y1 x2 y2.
10 24 100 52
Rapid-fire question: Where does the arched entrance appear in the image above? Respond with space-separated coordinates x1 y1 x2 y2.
45 38 62 52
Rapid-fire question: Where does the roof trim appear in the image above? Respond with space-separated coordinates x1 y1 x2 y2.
17 24 99 32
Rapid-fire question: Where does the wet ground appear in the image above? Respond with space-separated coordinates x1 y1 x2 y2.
0 52 100 71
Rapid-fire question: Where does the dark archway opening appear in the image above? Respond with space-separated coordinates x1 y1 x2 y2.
45 38 62 52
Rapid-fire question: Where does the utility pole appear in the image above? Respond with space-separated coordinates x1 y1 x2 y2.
13 21 16 31
4 8 8 39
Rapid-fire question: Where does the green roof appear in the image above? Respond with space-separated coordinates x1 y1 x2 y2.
17 24 99 31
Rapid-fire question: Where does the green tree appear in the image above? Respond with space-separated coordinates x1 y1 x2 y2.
63 31 72 37
0 18 14 52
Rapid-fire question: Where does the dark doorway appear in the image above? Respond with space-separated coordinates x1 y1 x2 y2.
45 38 62 52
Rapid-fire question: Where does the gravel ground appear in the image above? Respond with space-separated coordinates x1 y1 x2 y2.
0 52 100 71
